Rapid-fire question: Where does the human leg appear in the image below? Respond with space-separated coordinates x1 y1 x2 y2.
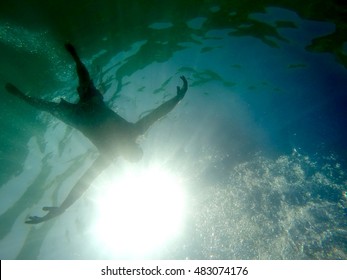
65 43 103 102
65 43 91 89
5 83 77 124
5 83 61 112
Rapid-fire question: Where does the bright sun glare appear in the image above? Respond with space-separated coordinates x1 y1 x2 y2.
91 166 187 257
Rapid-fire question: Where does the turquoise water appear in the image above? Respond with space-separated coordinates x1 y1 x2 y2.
0 0 346 259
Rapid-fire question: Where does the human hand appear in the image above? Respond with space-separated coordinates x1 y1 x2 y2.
25 207 64 224
176 76 188 100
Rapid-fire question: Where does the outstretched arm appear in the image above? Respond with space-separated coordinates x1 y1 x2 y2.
25 155 111 224
134 76 188 135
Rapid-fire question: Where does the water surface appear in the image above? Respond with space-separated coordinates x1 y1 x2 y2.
0 0 346 259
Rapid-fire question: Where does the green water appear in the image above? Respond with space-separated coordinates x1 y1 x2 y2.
0 0 346 259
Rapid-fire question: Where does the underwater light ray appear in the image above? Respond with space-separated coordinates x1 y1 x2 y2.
90 165 187 257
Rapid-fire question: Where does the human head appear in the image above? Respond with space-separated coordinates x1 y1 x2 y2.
122 143 143 162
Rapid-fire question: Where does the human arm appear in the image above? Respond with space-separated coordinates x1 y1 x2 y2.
134 76 188 135
176 76 188 100
25 155 111 224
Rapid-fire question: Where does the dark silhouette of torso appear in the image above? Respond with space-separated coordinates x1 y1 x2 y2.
5 43 188 223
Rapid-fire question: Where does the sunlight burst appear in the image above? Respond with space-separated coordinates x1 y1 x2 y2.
91 166 187 257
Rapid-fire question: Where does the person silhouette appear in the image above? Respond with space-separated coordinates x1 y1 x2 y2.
5 43 188 224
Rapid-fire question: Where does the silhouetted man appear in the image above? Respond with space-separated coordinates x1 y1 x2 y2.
5 43 188 224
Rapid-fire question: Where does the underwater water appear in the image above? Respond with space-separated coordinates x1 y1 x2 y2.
0 0 346 259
